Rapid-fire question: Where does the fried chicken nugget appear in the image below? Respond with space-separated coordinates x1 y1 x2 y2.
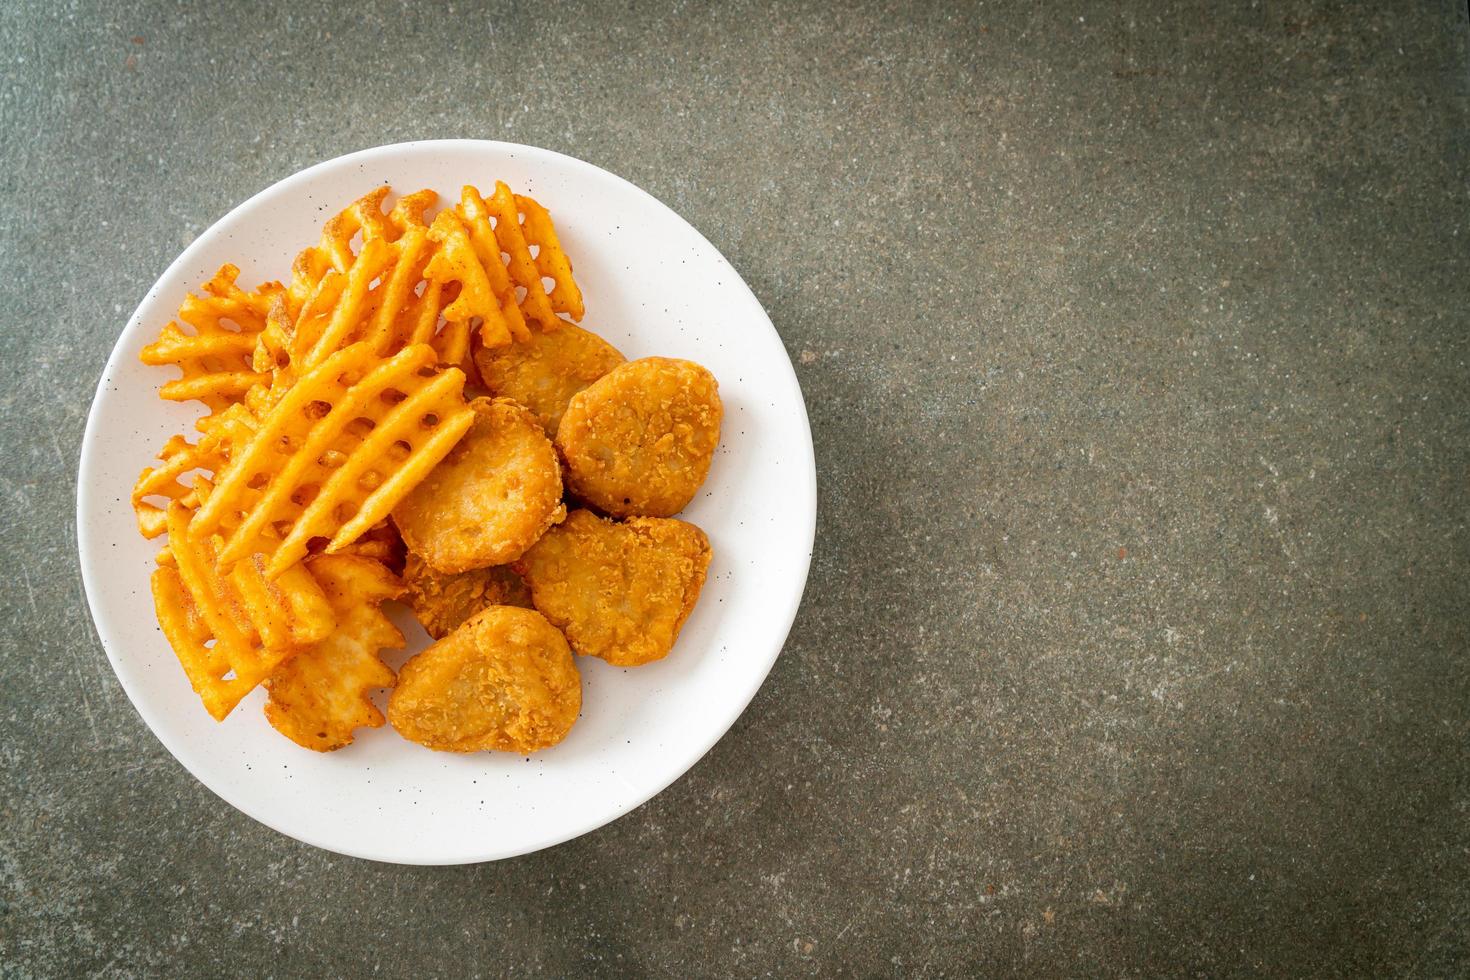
392 396 566 574
472 318 626 436
555 357 722 518
402 551 532 640
388 606 581 753
512 509 712 667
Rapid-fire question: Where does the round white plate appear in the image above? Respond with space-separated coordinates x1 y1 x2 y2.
77 140 816 865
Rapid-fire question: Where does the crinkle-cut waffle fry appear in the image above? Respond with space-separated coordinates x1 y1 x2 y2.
430 307 473 367
286 188 433 310
139 264 279 416
425 204 529 349
132 435 216 539
286 187 436 314
424 183 584 349
264 554 405 751
293 236 399 370
152 503 335 720
327 519 406 574
264 189 452 395
193 342 476 577
131 404 258 538
513 190 584 322
161 504 336 653
485 181 581 329
249 295 296 389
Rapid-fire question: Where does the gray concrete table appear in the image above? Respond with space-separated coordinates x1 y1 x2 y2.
3 1 1468 976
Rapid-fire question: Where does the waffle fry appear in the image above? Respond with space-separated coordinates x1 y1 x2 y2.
330 519 407 574
490 181 582 328
131 436 217 539
193 342 476 577
263 188 458 397
513 189 584 322
131 403 258 537
264 555 405 751
292 236 399 369
286 188 435 313
425 183 584 351
152 503 335 720
426 198 530 349
139 264 279 425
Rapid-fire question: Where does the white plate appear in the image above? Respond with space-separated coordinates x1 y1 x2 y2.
76 141 816 865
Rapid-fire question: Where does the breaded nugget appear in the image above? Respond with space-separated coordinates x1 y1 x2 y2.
473 318 626 436
402 551 532 640
513 509 712 667
392 396 566 574
388 606 581 753
555 357 721 518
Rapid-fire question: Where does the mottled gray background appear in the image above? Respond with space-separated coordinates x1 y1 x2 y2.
3 0 1468 976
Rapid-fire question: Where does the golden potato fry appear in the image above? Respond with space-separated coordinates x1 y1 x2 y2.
513 509 711 667
193 341 476 577
273 186 453 383
402 551 532 640
472 318 626 436
139 264 278 421
388 606 581 753
328 519 407 575
423 184 584 350
152 503 335 721
392 397 566 574
264 555 405 752
555 357 721 518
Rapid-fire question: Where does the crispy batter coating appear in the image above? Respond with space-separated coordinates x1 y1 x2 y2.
388 606 581 753
513 509 712 667
402 551 533 640
392 396 566 573
264 555 405 752
555 357 721 518
472 318 626 436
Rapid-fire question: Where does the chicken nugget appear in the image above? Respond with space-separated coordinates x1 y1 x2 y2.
512 509 712 667
402 551 532 640
555 357 721 518
392 396 566 573
388 606 581 753
473 318 626 436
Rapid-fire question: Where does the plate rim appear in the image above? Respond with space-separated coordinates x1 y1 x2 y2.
75 138 817 865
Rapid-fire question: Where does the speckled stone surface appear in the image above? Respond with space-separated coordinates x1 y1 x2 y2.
3 1 1468 976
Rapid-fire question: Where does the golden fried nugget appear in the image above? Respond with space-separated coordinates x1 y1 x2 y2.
402 551 532 640
392 397 566 574
264 555 405 752
512 509 711 667
555 357 722 518
388 606 581 753
472 318 626 436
